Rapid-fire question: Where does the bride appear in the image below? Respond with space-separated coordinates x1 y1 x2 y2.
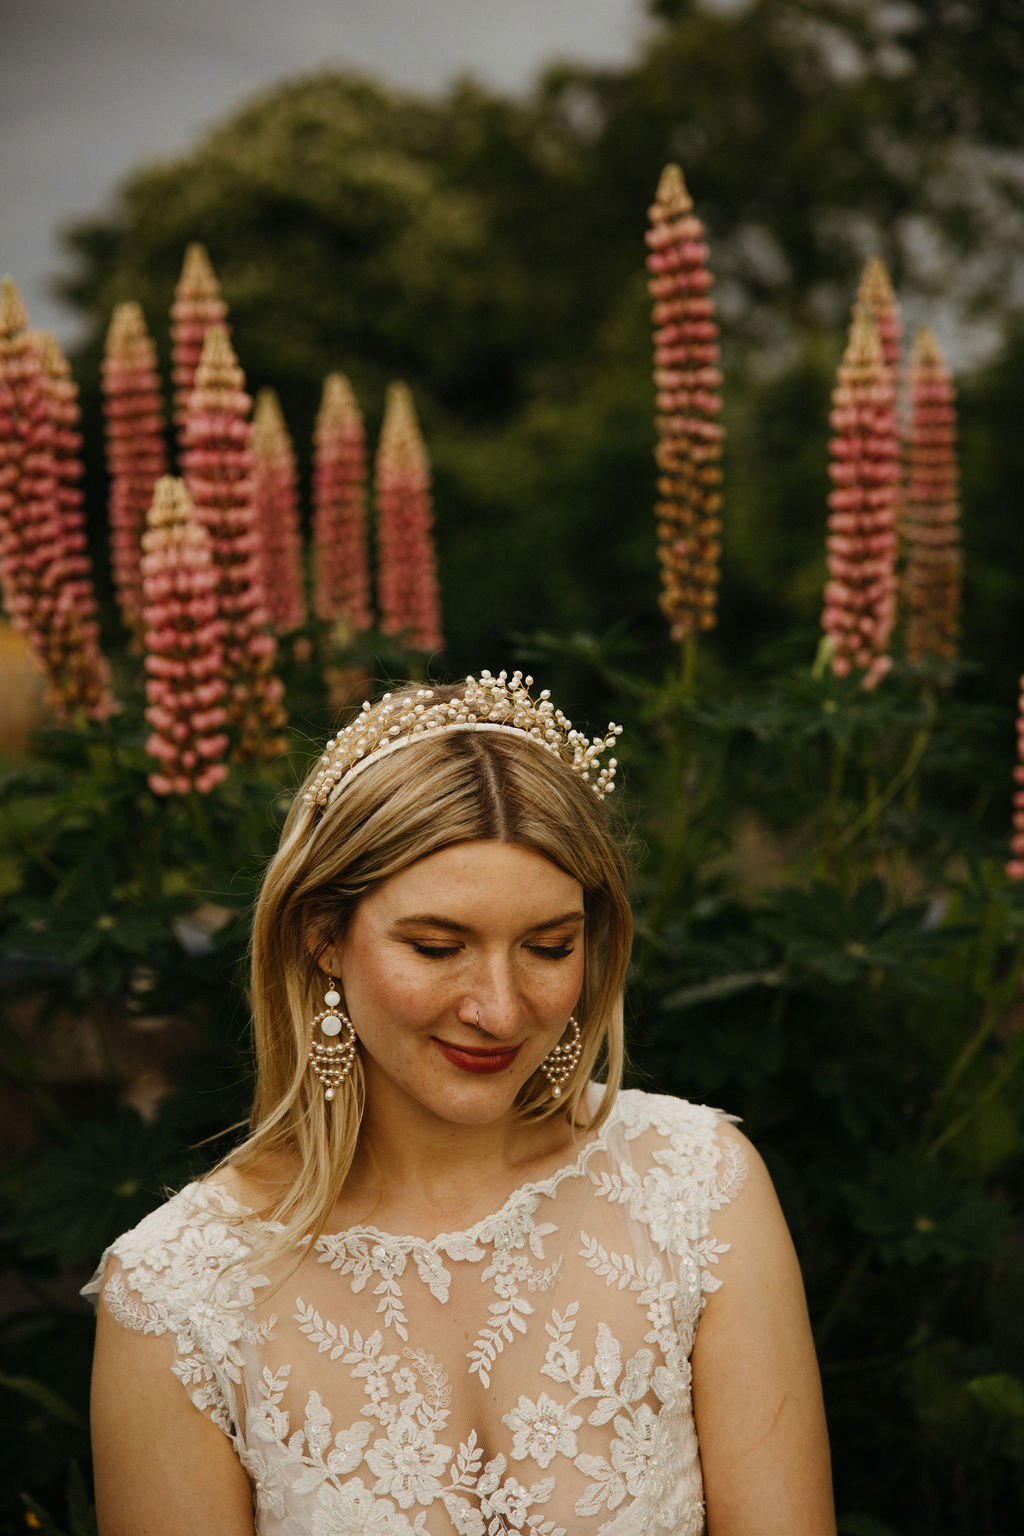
87 670 836 1535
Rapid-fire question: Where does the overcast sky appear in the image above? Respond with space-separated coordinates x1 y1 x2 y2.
2 0 653 344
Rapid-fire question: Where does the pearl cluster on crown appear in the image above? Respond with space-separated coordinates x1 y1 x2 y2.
304 669 623 809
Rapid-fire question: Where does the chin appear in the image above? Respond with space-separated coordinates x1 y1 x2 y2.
411 1073 537 1128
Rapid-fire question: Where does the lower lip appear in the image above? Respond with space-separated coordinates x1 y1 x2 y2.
435 1041 521 1074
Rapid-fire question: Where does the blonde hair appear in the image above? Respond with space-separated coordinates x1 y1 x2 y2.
227 682 633 1251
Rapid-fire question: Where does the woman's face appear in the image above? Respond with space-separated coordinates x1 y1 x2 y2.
325 840 585 1132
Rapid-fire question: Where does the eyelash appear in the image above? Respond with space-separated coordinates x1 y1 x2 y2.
409 942 576 961
531 944 575 960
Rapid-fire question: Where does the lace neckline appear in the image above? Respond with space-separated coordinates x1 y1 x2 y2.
189 1085 622 1253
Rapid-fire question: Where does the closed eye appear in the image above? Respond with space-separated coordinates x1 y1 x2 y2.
527 943 575 960
410 941 462 958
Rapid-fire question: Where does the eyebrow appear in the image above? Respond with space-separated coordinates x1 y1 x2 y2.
393 910 585 934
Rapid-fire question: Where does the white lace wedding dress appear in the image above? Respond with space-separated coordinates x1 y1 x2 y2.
84 1090 747 1536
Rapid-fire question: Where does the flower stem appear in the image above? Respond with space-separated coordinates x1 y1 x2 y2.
680 634 697 704
834 726 930 855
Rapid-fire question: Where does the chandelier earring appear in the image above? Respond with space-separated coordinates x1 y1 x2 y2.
309 976 357 1102
540 1016 582 1100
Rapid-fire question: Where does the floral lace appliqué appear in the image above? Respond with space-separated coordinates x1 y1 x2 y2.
85 1092 747 1536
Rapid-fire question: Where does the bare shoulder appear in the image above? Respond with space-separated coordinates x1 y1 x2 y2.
91 1275 254 1533
697 1120 807 1324
203 1149 297 1212
203 1160 261 1204
691 1121 836 1536
89 1174 261 1529
707 1120 786 1241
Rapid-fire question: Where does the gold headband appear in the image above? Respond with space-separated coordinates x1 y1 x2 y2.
304 669 622 809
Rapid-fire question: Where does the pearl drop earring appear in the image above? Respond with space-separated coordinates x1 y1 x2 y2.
308 975 357 1101
540 1016 582 1099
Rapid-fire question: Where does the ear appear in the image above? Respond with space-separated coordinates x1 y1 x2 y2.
318 949 345 980
303 915 343 977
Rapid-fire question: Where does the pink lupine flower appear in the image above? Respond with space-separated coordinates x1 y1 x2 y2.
313 372 372 634
855 258 902 378
1008 674 1024 880
251 389 305 633
646 164 724 642
902 327 961 669
0 280 114 721
35 332 91 617
375 382 442 652
181 324 286 762
821 310 901 690
102 301 168 639
140 475 229 795
37 329 117 718
0 283 57 632
171 243 228 444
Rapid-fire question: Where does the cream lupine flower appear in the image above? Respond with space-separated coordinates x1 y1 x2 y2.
140 476 229 796
375 382 442 652
181 325 287 763
313 371 372 633
855 257 902 378
252 388 305 633
171 243 228 441
102 301 169 638
0 281 114 721
902 326 961 668
646 164 724 642
821 311 900 689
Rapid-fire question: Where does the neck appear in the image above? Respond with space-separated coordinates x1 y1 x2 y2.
343 1086 578 1233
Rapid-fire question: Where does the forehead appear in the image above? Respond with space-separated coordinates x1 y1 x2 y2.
361 840 583 918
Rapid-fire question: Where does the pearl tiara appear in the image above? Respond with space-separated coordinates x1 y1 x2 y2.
304 669 622 809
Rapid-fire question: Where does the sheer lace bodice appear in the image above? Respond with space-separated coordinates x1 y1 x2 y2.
84 1091 747 1535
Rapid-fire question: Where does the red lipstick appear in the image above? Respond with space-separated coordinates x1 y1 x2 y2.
434 1040 521 1074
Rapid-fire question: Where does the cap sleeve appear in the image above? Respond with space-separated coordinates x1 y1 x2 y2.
614 1090 749 1297
81 1182 275 1438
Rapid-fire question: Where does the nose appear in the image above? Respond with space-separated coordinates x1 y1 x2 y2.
461 952 523 1040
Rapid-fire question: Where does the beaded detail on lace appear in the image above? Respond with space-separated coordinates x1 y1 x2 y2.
84 1091 747 1536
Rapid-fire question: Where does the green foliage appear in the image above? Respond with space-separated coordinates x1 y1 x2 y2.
9 640 1018 1530
20 1465 97 1536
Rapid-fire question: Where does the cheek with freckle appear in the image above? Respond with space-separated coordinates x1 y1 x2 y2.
338 945 453 1039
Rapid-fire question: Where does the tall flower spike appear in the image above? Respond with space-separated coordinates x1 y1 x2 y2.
252 389 305 633
36 329 116 719
171 243 228 443
903 327 961 670
102 301 169 638
646 164 724 643
375 382 443 652
313 372 372 633
35 332 92 619
0 281 114 721
141 476 230 795
821 310 900 689
1008 674 1024 881
855 258 902 378
182 325 287 762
